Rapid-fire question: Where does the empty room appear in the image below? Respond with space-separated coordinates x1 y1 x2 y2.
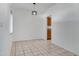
0 3 79 56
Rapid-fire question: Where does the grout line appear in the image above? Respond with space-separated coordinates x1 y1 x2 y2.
21 43 25 56
15 42 16 56
10 42 13 56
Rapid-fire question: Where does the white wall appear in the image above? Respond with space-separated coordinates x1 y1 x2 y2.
12 8 44 41
44 3 79 55
0 3 11 56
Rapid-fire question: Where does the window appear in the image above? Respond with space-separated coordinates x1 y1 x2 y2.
10 11 13 34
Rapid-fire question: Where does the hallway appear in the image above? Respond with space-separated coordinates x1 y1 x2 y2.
11 40 77 56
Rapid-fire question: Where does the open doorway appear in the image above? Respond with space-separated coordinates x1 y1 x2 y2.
47 16 52 40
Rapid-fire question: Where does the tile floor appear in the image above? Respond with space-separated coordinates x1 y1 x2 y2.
11 39 77 56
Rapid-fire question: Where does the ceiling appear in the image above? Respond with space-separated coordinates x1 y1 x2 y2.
10 3 56 15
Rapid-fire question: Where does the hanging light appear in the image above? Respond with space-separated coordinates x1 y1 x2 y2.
32 3 37 15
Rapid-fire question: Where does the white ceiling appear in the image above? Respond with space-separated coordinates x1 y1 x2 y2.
10 3 56 15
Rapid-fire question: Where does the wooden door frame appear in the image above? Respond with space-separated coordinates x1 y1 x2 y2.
47 16 52 40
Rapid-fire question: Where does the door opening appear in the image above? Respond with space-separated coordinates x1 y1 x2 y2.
47 16 52 40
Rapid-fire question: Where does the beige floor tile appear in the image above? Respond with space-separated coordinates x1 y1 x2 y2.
11 39 77 56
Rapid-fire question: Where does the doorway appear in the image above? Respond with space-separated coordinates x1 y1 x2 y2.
47 16 52 40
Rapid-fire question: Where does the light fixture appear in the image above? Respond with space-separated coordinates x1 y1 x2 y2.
32 3 37 15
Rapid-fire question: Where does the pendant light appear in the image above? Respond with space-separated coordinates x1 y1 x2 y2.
32 3 37 15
